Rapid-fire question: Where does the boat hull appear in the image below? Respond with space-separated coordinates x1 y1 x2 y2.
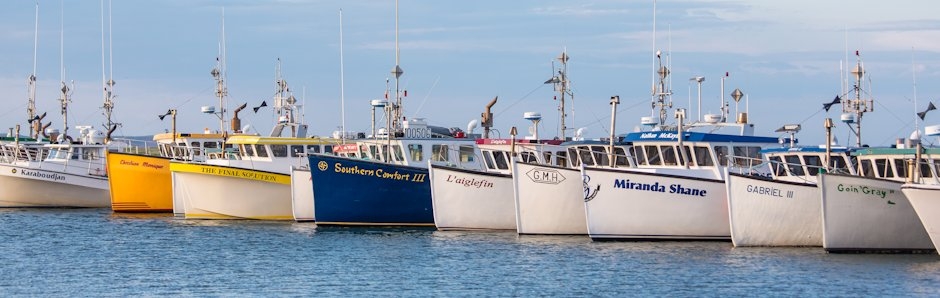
726 172 821 247
903 183 940 255
430 164 514 231
0 164 109 207
106 151 172 212
512 162 587 235
290 167 315 222
819 173 933 252
309 154 433 226
582 167 729 241
170 162 293 220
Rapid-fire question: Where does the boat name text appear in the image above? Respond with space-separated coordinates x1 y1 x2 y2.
332 163 426 183
836 183 891 199
200 167 279 183
745 185 794 198
120 159 165 170
16 168 66 181
613 179 706 197
445 175 493 188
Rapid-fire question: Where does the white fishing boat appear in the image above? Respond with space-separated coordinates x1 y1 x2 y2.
0 3 123 208
430 136 567 231
582 50 778 241
903 182 940 255
819 146 937 252
816 51 936 252
902 125 940 255
171 58 342 220
725 144 855 247
511 139 633 235
725 52 874 247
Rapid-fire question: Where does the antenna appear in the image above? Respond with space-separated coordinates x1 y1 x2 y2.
210 8 228 135
339 8 346 142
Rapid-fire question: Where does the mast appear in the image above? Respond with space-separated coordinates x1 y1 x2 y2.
339 9 346 142
58 0 71 143
557 49 570 140
27 1 39 139
211 8 228 135
101 0 117 142
390 0 404 135
653 50 672 127
844 50 872 147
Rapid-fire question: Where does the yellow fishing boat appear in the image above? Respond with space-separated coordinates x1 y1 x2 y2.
106 132 226 212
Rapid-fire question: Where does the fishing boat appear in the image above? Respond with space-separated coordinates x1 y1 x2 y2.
172 59 341 220
429 51 618 231
724 52 874 247
512 138 631 235
307 1 483 226
725 144 855 247
815 52 936 253
902 125 940 255
429 127 567 231
819 145 937 252
107 131 226 212
0 3 123 208
581 50 779 241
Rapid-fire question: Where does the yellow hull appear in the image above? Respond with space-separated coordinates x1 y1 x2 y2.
106 151 173 213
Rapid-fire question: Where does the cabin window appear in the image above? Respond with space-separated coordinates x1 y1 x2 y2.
769 156 787 176
271 145 288 157
713 146 732 166
482 151 497 170
830 156 849 173
190 142 202 156
432 145 449 162
859 159 874 177
893 159 909 178
682 146 695 167
290 145 305 157
204 142 218 149
83 148 100 160
567 148 580 167
307 145 321 154
919 161 934 178
493 151 509 170
614 147 629 166
591 146 609 167
645 146 662 166
391 145 404 161
874 158 893 178
732 146 761 167
242 144 255 157
543 152 553 165
521 151 537 164
804 155 823 176
555 151 567 167
577 147 594 166
323 145 333 154
661 145 679 166
784 155 804 176
408 144 423 161
160 144 170 157
632 146 647 166
254 145 269 158
369 145 381 161
459 145 475 163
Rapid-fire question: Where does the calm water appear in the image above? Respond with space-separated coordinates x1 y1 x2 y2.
1 208 938 296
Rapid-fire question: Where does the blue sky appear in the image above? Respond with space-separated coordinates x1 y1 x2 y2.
2 0 940 146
